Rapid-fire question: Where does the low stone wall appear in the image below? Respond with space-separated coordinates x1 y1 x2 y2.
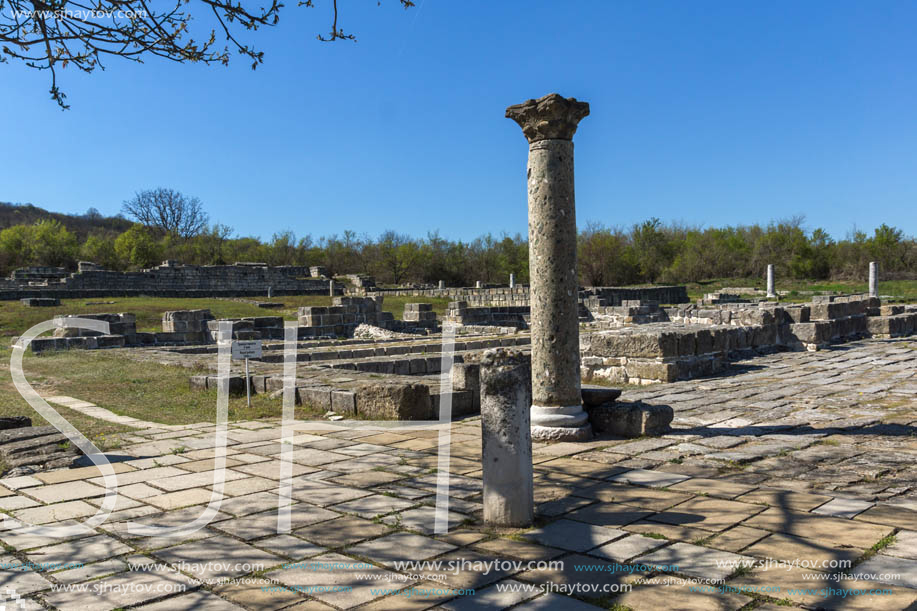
297 297 396 337
2 261 333 300
445 301 529 328
357 285 689 307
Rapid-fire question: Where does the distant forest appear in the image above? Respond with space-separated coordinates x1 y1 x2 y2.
0 201 913 286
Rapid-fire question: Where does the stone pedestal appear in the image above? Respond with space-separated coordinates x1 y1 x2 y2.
507 93 592 442
480 348 533 527
869 261 879 298
766 265 776 299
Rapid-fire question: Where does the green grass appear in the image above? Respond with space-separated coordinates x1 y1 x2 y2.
0 345 333 439
0 295 455 338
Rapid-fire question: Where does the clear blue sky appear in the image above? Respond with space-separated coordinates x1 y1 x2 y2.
2 1 915 243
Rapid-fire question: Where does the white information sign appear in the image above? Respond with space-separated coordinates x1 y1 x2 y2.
231 340 262 360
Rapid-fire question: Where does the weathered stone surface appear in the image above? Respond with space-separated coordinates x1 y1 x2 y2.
355 383 431 420
581 385 622 407
505 93 590 143
587 402 673 438
480 348 533 527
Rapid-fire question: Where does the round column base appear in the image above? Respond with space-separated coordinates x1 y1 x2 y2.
531 423 593 442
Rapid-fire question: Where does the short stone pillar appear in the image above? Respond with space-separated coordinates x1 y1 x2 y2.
267 286 273 298
475 280 482 289
869 261 879 298
480 348 533 527
509 273 515 288
766 264 776 299
438 280 445 290
507 93 592 442
329 280 335 297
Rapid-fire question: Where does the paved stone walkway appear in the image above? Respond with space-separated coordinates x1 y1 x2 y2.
0 339 915 610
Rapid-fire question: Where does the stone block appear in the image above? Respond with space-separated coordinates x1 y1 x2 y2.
189 375 209 391
624 360 678 383
297 386 333 410
583 330 680 358
355 383 432 420
206 375 247 396
431 390 475 418
587 402 674 438
331 390 357 414
96 335 125 349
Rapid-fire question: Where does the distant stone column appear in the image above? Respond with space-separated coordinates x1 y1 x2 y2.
267 286 273 298
480 348 533 527
766 265 776 299
509 273 515 288
869 261 879 298
329 280 335 297
475 281 482 289
506 93 592 442
438 280 445 290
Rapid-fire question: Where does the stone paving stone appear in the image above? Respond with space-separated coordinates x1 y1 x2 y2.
33 462 136 485
440 579 537 610
415 548 515 590
0 553 52 594
402 474 482 499
215 476 279 497
855 554 917 589
834 578 917 609
214 490 291 517
536 495 594 517
212 576 309 610
881 530 917 560
652 497 765 532
255 534 325 559
0 495 41 510
41 566 196 611
0 476 42 489
234 460 320 480
563 501 654 528
636 542 754 580
49 558 127 583
295 516 390 548
145 488 215 510
744 507 892 549
135 589 245 610
266 552 411 609
518 552 643 590
736 487 834 511
743 532 861 567
708 525 770 552
812 496 875 518
589 533 668 562
290 482 373 507
24 480 109 503
329 494 416 518
13 500 99 524
856 504 917 531
573 483 693 511
87 466 190 487
668 478 757 499
523 519 627 552
607 469 690 488
623 520 711 543
172 457 245 472
328 470 406 488
213 504 338 540
472 537 564 561
381 507 469 534
514 594 603 610
27 533 132 565
538 457 629 479
153 534 282 581
147 469 249 492
614 582 749 611
348 532 456 566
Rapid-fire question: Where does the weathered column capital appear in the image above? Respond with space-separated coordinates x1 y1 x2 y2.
505 93 590 143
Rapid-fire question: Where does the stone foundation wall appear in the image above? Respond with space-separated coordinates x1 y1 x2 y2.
1 261 332 300
357 285 689 307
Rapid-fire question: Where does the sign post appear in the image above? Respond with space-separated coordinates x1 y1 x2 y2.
231 340 262 408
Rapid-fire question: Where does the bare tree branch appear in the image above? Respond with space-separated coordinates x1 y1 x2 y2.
121 187 209 239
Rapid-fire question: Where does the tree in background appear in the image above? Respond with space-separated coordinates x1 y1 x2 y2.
81 234 120 270
1 0 415 108
121 188 209 239
114 224 162 269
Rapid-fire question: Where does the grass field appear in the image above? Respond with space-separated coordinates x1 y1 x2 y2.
0 295 454 337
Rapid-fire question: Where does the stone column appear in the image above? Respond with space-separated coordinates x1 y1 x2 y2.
869 261 879 298
329 280 335 297
438 280 445 290
506 93 592 442
766 264 776 299
480 348 533 527
475 281 482 289
509 273 515 288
